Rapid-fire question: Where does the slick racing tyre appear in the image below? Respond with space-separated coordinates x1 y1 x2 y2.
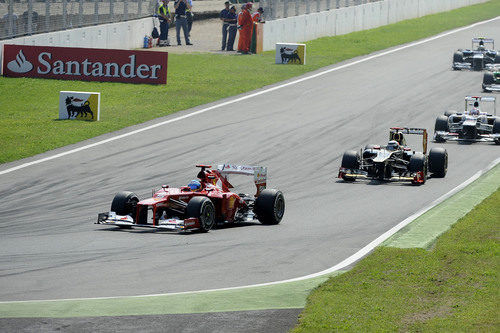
428 148 448 178
341 150 360 182
409 153 427 185
111 191 139 228
452 51 463 69
434 115 449 142
483 72 494 91
111 191 139 216
444 110 456 117
186 196 216 232
254 189 285 225
493 118 500 145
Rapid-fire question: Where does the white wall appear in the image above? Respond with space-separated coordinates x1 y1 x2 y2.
1 17 153 65
263 0 489 51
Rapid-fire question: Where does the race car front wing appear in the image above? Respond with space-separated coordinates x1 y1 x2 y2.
338 167 425 184
96 211 200 231
434 131 500 142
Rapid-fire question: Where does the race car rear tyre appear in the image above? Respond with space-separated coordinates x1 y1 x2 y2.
409 153 427 184
254 189 285 225
493 118 500 145
341 150 359 181
495 54 500 64
111 191 139 216
428 147 448 178
186 196 216 232
483 72 494 91
444 110 456 117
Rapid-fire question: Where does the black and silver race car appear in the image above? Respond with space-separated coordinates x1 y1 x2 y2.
338 128 447 185
434 96 500 144
483 65 500 92
453 38 500 71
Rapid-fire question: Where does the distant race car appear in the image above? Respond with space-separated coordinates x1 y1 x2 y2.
482 65 500 92
452 37 500 71
97 164 285 232
338 127 447 185
434 96 500 144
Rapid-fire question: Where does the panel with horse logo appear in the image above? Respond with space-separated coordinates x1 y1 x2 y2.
59 91 100 121
275 43 306 65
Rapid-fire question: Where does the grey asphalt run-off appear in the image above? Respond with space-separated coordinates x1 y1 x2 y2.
1 16 500 333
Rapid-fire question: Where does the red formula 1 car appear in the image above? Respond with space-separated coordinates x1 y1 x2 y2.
96 164 285 232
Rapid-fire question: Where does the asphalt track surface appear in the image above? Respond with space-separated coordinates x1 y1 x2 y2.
1 17 500 332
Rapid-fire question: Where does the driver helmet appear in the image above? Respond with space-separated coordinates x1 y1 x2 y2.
188 179 202 191
386 140 400 151
470 101 480 115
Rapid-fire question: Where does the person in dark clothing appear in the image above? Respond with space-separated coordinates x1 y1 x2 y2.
157 0 171 46
174 0 192 45
220 1 231 51
226 6 238 51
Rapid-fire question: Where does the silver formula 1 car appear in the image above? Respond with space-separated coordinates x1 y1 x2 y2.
434 96 500 144
453 38 500 71
338 127 447 185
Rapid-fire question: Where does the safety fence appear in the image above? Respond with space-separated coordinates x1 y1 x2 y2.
0 0 155 40
260 0 383 20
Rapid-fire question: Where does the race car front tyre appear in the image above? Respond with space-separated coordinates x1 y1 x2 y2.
434 115 448 142
409 153 427 184
111 191 139 216
483 72 494 91
452 51 463 69
254 189 285 225
186 196 216 232
428 148 448 178
341 150 359 181
493 118 500 145
111 191 139 227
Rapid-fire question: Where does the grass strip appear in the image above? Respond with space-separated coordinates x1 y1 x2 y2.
292 187 500 332
0 273 343 318
1 1 500 164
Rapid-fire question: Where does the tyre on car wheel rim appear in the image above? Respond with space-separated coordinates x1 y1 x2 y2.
186 196 216 232
254 189 285 225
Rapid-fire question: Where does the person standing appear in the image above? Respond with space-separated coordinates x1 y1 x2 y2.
252 7 264 22
186 0 193 36
220 1 231 51
174 0 192 45
237 3 253 54
157 0 171 47
226 5 238 51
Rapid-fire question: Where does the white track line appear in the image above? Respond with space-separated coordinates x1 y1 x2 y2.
1 16 499 176
1 16 500 304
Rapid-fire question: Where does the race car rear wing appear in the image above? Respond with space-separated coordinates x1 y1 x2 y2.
217 164 267 196
465 96 496 115
390 127 428 154
472 37 494 48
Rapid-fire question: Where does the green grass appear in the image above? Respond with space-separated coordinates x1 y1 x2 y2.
1 0 500 164
291 187 500 332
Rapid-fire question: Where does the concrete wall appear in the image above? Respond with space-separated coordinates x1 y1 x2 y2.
1 17 153 63
263 0 489 51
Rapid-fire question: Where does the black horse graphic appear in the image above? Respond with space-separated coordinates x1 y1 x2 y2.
280 47 301 64
65 96 94 119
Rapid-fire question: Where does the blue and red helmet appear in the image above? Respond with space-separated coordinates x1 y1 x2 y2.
188 179 202 191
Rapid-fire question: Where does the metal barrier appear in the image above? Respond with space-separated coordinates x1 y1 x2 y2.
259 0 383 20
0 0 155 40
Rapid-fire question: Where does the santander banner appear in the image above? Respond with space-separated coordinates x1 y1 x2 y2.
2 44 168 84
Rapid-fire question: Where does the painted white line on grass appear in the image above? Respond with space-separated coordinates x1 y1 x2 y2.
1 16 499 177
